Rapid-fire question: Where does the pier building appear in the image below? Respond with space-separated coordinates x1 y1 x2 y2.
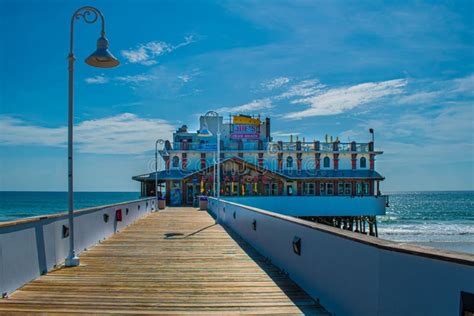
133 113 388 234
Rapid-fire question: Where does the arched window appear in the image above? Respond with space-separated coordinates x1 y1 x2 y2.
360 157 367 168
172 156 180 168
323 156 330 168
286 156 293 168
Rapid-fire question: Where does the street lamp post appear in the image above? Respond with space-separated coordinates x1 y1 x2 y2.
66 6 119 267
155 139 165 202
198 111 220 223
213 152 217 197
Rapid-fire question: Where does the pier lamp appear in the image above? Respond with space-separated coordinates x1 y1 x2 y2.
198 111 221 224
66 7 119 267
155 139 166 202
369 128 375 143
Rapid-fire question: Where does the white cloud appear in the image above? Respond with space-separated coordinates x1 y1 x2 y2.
0 116 65 146
174 35 196 49
340 102 473 148
396 74 474 105
177 68 201 83
451 74 474 94
85 74 157 85
177 74 191 83
115 74 156 84
397 91 440 105
276 79 324 99
216 98 273 114
85 75 109 84
261 77 290 90
121 35 196 66
285 79 407 119
0 114 174 155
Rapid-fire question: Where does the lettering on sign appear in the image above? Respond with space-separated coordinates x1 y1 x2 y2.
231 124 260 139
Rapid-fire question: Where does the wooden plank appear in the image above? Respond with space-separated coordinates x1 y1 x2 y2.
0 207 330 315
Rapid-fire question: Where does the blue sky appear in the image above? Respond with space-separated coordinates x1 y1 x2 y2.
0 0 473 191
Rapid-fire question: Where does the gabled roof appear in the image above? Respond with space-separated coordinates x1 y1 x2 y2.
132 156 286 183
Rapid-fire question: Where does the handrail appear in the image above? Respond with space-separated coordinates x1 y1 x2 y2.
164 141 378 153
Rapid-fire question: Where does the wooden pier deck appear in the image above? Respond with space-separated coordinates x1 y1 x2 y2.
0 207 330 315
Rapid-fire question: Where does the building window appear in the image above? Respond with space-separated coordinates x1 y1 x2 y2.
338 183 344 195
320 182 334 195
320 182 326 195
356 182 369 195
286 156 293 168
337 182 353 195
327 183 334 195
265 183 278 195
323 156 330 168
345 183 352 195
360 157 367 168
363 182 369 195
172 156 180 168
304 182 315 195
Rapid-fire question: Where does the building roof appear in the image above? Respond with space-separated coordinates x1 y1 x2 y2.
133 157 384 182
132 157 284 183
276 169 385 180
132 170 195 182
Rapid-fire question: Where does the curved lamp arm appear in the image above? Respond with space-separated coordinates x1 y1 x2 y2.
70 6 105 54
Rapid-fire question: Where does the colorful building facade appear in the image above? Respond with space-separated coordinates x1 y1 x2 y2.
133 114 385 207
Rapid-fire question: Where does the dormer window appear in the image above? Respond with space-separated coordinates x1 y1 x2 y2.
323 156 330 168
172 156 180 168
360 157 367 168
286 156 293 168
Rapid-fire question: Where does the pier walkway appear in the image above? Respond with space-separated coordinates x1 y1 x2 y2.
0 207 329 315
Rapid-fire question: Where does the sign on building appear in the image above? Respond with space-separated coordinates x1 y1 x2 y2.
231 116 260 140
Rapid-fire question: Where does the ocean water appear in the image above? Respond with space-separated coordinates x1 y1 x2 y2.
0 191 139 222
0 191 473 254
378 191 474 254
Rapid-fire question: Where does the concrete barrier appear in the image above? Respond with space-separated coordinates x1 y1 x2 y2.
0 197 156 296
223 195 387 216
209 197 474 316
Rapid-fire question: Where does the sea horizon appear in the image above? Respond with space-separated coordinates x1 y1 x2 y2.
2 189 473 192
1 190 472 255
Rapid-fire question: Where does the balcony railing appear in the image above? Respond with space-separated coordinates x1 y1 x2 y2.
163 140 376 153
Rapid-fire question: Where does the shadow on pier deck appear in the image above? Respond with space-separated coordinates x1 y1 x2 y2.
0 207 330 315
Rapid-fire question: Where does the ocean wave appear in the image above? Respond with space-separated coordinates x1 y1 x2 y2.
378 222 474 242
380 231 474 236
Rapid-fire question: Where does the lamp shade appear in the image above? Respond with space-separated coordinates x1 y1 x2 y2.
85 36 120 68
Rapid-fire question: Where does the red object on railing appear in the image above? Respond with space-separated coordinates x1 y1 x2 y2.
116 209 122 222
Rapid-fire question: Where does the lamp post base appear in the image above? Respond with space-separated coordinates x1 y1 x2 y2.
65 256 80 267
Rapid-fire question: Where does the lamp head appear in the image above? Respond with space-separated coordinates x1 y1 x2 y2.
85 36 120 68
